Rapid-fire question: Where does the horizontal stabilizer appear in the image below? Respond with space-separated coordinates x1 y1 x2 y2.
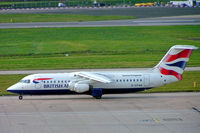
171 45 198 50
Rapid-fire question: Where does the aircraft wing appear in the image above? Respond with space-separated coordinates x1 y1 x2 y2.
75 72 112 84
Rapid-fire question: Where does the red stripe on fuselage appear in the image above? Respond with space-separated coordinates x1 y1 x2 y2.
159 67 182 80
164 49 193 62
34 78 52 81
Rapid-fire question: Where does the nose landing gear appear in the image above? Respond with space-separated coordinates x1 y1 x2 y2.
19 95 23 100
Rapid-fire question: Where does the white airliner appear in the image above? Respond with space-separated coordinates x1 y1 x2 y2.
7 45 198 100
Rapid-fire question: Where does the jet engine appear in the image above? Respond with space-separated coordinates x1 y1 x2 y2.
69 82 89 93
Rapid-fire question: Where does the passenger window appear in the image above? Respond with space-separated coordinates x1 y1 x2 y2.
127 79 128 82
58 81 60 83
140 79 142 82
130 79 132 82
47 81 49 83
54 81 56 83
44 81 46 83
116 80 118 82
137 79 139 82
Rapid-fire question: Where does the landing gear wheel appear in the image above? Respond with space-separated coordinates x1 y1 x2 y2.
94 96 102 99
19 95 23 100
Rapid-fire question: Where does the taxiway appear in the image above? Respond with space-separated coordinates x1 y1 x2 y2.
1 7 200 18
0 15 200 29
0 92 199 133
0 67 199 75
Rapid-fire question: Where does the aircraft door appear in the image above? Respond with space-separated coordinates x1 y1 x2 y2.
144 74 150 87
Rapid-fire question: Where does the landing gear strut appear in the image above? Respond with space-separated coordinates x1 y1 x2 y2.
92 88 102 99
19 95 23 100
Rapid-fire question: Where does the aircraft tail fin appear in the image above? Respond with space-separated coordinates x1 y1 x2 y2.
154 45 198 80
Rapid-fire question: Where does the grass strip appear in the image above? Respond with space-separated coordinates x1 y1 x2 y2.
0 14 135 23
0 54 199 70
0 25 199 70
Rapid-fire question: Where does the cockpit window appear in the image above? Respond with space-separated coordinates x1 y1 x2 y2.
20 79 30 83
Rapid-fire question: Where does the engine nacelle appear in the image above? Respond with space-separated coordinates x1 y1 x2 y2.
69 83 89 93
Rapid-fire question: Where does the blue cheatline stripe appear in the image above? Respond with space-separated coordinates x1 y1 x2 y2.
7 88 152 95
102 88 152 94
7 89 77 95
166 61 187 70
33 81 39 84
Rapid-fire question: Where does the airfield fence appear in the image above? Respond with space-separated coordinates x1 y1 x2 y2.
0 0 178 9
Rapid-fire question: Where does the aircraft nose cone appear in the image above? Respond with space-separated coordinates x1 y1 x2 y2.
7 85 15 92
7 83 21 93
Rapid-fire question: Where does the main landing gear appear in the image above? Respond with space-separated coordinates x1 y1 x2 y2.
92 88 102 99
19 95 23 100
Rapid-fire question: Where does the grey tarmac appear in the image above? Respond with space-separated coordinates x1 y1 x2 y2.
0 92 200 133
0 15 200 29
0 67 199 75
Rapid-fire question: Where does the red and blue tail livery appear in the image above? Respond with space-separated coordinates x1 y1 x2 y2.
156 45 197 80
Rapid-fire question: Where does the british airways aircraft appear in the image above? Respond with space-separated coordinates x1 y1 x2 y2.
7 45 198 100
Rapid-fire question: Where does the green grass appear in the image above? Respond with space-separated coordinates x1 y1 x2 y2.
0 74 26 96
0 25 200 70
0 54 161 70
0 14 135 23
0 71 199 96
0 1 60 5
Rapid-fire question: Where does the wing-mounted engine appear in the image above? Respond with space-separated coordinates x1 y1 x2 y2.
69 82 90 93
69 72 112 93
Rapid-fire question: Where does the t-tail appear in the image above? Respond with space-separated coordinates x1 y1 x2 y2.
154 45 198 82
